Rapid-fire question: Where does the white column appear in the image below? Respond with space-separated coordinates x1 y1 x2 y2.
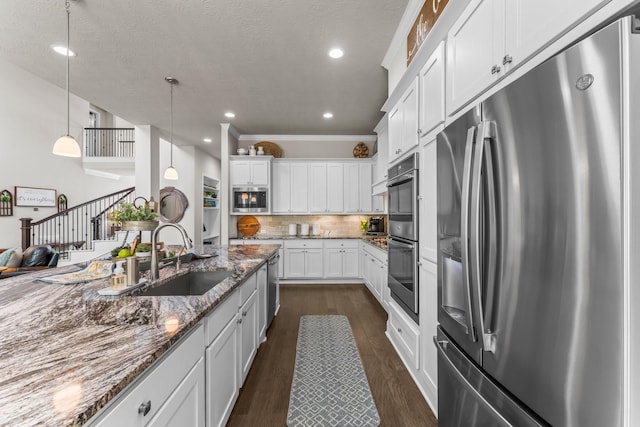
134 125 161 200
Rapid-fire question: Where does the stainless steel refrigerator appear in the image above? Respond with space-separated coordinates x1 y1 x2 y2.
435 16 633 427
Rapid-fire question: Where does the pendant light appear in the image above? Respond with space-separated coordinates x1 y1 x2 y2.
53 0 81 157
164 77 179 180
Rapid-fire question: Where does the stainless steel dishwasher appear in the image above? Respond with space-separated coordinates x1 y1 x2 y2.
266 253 279 329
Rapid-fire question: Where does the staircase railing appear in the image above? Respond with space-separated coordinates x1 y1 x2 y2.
84 128 135 158
20 187 136 260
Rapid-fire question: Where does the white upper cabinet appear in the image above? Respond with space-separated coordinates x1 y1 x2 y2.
504 0 611 75
272 162 291 213
343 163 372 213
446 0 505 115
231 159 270 187
272 161 307 213
419 42 445 137
447 0 612 115
389 77 419 163
290 163 309 213
419 135 438 263
308 163 327 213
326 163 344 213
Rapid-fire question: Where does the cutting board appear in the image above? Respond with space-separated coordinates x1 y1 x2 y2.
237 215 260 237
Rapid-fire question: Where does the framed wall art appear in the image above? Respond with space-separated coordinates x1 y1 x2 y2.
14 186 57 207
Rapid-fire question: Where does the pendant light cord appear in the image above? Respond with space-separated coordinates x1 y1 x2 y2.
170 80 174 166
65 0 71 136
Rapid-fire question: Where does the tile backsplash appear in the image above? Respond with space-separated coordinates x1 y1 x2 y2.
230 215 387 238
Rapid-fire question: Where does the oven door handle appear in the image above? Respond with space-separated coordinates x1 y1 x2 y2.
387 172 414 187
389 238 415 250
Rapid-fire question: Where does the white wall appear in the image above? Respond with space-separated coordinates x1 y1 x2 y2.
157 139 220 246
0 58 134 248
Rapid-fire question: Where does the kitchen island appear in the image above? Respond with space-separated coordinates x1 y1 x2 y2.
0 244 279 426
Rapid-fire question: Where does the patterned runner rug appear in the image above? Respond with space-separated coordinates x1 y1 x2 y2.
287 315 380 427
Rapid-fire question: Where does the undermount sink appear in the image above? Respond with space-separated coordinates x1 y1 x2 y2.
139 270 233 296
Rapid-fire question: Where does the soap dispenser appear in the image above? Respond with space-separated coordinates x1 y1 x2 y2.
111 261 126 291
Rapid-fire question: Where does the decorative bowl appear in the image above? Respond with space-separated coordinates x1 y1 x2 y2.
237 148 247 155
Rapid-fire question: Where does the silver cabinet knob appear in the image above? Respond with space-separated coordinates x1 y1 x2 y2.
491 65 501 75
138 400 151 416
503 54 513 65
397 327 402 333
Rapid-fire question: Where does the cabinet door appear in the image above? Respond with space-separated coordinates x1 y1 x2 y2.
326 163 344 212
419 259 438 404
240 290 258 383
231 161 252 186
400 78 419 155
323 248 343 278
285 249 306 278
343 164 360 212
250 161 269 186
505 0 610 73
389 106 403 162
342 248 360 278
419 42 445 137
359 163 373 213
305 249 324 278
447 0 505 115
206 318 239 427
272 162 291 213
419 136 438 263
149 358 205 427
308 163 327 213
290 163 308 213
257 264 268 342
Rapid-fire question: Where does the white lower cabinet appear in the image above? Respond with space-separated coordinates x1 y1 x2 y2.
257 264 268 342
419 258 438 410
148 357 206 427
284 240 323 279
323 240 359 279
360 243 388 307
206 311 239 427
387 299 420 371
90 325 205 427
239 289 258 382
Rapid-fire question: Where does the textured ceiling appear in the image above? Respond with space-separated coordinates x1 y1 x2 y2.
0 0 407 156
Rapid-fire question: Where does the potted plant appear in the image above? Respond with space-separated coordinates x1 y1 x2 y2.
135 243 151 258
0 194 9 203
109 201 159 231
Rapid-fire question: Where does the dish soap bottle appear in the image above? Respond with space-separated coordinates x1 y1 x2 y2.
111 261 126 291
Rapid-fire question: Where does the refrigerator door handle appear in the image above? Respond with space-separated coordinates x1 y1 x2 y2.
434 335 511 425
461 126 478 342
471 121 498 353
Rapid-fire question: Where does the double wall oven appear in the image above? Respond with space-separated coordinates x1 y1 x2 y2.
387 153 419 323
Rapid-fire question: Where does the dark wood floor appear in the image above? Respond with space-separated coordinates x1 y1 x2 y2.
227 284 438 427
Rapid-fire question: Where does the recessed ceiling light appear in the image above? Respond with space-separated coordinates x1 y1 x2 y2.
328 48 343 59
203 138 212 143
51 45 76 57
225 112 236 118
323 112 334 119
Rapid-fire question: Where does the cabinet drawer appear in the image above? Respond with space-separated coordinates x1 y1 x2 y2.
323 239 359 249
388 300 420 370
239 272 257 305
284 239 323 249
205 291 240 346
92 324 205 426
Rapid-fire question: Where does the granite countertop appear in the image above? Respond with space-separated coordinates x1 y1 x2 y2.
0 244 279 426
232 234 388 251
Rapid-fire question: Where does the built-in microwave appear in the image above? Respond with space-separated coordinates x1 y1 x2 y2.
232 187 268 213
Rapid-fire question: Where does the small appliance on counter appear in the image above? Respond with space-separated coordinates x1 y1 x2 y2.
367 216 384 235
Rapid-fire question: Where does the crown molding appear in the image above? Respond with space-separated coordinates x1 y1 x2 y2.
238 134 377 143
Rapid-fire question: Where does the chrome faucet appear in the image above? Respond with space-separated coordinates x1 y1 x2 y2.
151 223 193 281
